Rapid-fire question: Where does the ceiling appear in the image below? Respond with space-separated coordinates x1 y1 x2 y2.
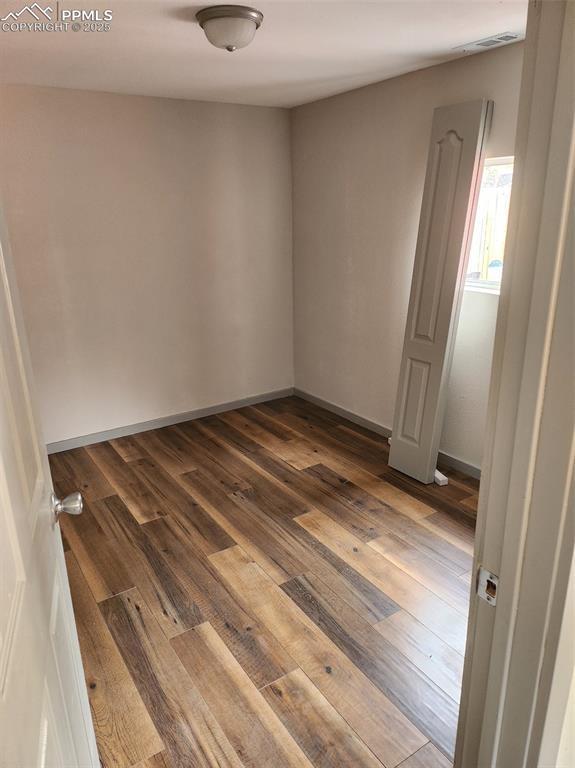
0 1 527 108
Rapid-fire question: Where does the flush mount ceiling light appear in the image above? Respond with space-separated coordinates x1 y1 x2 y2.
196 5 263 52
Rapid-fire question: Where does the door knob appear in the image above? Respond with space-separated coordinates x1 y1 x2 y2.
52 491 83 522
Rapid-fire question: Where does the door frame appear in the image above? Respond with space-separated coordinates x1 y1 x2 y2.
456 1 574 765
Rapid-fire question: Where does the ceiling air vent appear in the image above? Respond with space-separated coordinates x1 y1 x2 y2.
454 31 520 54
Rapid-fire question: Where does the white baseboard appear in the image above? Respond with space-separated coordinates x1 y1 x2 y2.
47 385 481 480
293 388 481 480
46 387 295 454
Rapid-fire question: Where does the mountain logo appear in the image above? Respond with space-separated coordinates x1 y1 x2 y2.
1 4 53 21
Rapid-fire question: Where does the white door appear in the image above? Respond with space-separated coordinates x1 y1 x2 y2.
0 208 98 767
389 99 492 483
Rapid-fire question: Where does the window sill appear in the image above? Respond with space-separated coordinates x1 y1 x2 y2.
465 280 501 296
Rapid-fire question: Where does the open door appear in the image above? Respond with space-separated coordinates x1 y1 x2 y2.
0 208 98 766
389 99 492 483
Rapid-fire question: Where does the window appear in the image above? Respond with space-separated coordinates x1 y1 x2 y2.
466 157 514 293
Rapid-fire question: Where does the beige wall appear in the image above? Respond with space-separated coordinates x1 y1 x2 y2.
292 43 523 471
0 86 293 445
442 289 500 469
1 45 522 462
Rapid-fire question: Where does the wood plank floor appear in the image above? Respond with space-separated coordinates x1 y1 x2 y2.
52 396 476 768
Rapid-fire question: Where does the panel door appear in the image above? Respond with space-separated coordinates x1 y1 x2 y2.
389 99 492 483
0 207 99 767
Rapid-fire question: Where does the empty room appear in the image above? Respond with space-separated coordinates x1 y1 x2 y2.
0 1 573 767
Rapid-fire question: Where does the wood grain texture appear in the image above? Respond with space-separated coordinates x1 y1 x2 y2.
109 435 146 462
87 442 165 523
281 572 460 757
375 611 464 703
60 499 134 602
134 427 198 475
210 545 428 768
127 456 234 554
306 450 435 521
247 426 434 522
131 754 171 768
54 396 475 768
242 449 382 543
183 469 399 623
100 589 244 768
306 464 471 573
200 414 264 455
49 447 115 500
66 552 163 768
295 510 468 654
172 622 312 767
220 409 292 451
220 411 325 471
174 422 254 493
368 533 471 615
194 420 316 520
259 398 477 521
92 496 203 636
258 401 391 476
420 510 475 555
397 743 453 768
144 515 297 689
179 469 307 584
460 494 479 514
262 669 384 768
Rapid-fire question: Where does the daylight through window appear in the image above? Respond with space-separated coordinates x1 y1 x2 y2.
466 157 514 292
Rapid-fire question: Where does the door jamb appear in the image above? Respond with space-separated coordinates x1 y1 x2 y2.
455 2 574 765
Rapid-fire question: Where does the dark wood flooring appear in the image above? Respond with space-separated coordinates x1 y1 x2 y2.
51 396 477 768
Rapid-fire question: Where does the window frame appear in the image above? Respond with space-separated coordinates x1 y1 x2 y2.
465 155 514 295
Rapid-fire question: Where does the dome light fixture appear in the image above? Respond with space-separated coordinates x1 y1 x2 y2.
196 5 263 52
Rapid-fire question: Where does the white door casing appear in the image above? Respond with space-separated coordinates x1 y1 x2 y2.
389 98 492 484
0 206 98 767
456 2 574 766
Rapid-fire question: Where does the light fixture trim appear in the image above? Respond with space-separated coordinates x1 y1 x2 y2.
196 5 263 31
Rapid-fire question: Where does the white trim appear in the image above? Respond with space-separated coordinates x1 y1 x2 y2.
464 279 501 295
484 155 515 166
456 2 575 765
46 388 294 454
46 384 482 481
